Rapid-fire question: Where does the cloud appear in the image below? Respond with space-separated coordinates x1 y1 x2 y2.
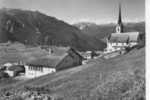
68 18 116 25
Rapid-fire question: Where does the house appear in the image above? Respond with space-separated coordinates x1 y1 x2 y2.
5 65 25 77
105 3 140 53
80 51 92 65
80 51 100 64
81 51 92 60
24 47 83 78
80 51 98 60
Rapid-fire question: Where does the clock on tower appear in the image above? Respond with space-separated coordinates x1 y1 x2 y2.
116 25 121 33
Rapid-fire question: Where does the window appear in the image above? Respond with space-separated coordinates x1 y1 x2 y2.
41 67 43 72
36 67 38 71
30 66 32 70
37 67 43 72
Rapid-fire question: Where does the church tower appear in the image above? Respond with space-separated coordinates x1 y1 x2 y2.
116 3 123 33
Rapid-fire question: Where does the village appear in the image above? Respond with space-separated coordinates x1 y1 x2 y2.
0 45 101 79
0 3 142 80
0 0 145 99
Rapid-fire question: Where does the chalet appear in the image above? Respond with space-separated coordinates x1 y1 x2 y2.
24 47 83 78
105 3 140 53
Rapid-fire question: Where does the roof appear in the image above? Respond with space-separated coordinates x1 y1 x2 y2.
26 47 71 68
109 32 139 43
126 32 140 42
110 34 129 43
26 46 83 68
26 55 67 68
8 65 25 72
50 46 71 56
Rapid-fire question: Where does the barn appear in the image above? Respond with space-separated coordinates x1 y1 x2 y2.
24 47 83 78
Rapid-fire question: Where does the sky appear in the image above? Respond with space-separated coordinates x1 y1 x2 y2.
0 0 145 24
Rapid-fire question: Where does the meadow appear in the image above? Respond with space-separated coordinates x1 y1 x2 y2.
0 43 145 100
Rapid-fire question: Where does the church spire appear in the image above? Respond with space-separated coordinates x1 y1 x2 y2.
116 2 123 33
118 2 122 25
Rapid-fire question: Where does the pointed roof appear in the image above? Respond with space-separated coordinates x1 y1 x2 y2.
25 46 83 68
118 2 122 25
109 32 140 43
25 47 70 67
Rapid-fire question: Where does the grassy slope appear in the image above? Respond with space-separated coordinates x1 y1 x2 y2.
0 43 48 65
0 47 145 100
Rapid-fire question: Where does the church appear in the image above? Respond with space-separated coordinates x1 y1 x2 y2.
105 3 140 53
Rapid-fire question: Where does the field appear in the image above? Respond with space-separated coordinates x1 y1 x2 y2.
0 43 145 100
0 42 48 65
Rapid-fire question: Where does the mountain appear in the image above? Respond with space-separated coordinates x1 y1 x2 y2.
0 8 106 51
74 22 145 40
74 22 98 30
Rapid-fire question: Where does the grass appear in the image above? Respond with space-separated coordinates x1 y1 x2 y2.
90 70 145 100
0 46 145 100
0 42 48 65
0 43 145 100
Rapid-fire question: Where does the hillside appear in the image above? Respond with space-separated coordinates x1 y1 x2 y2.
0 47 145 100
74 22 145 40
0 42 48 65
0 8 106 51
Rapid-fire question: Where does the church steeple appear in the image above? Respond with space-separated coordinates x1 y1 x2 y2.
118 3 122 25
116 2 123 33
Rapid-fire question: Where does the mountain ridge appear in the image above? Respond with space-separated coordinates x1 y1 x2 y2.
74 21 145 40
0 8 106 51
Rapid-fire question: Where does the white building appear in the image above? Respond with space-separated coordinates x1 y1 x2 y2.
105 3 140 53
105 32 140 53
25 64 56 78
